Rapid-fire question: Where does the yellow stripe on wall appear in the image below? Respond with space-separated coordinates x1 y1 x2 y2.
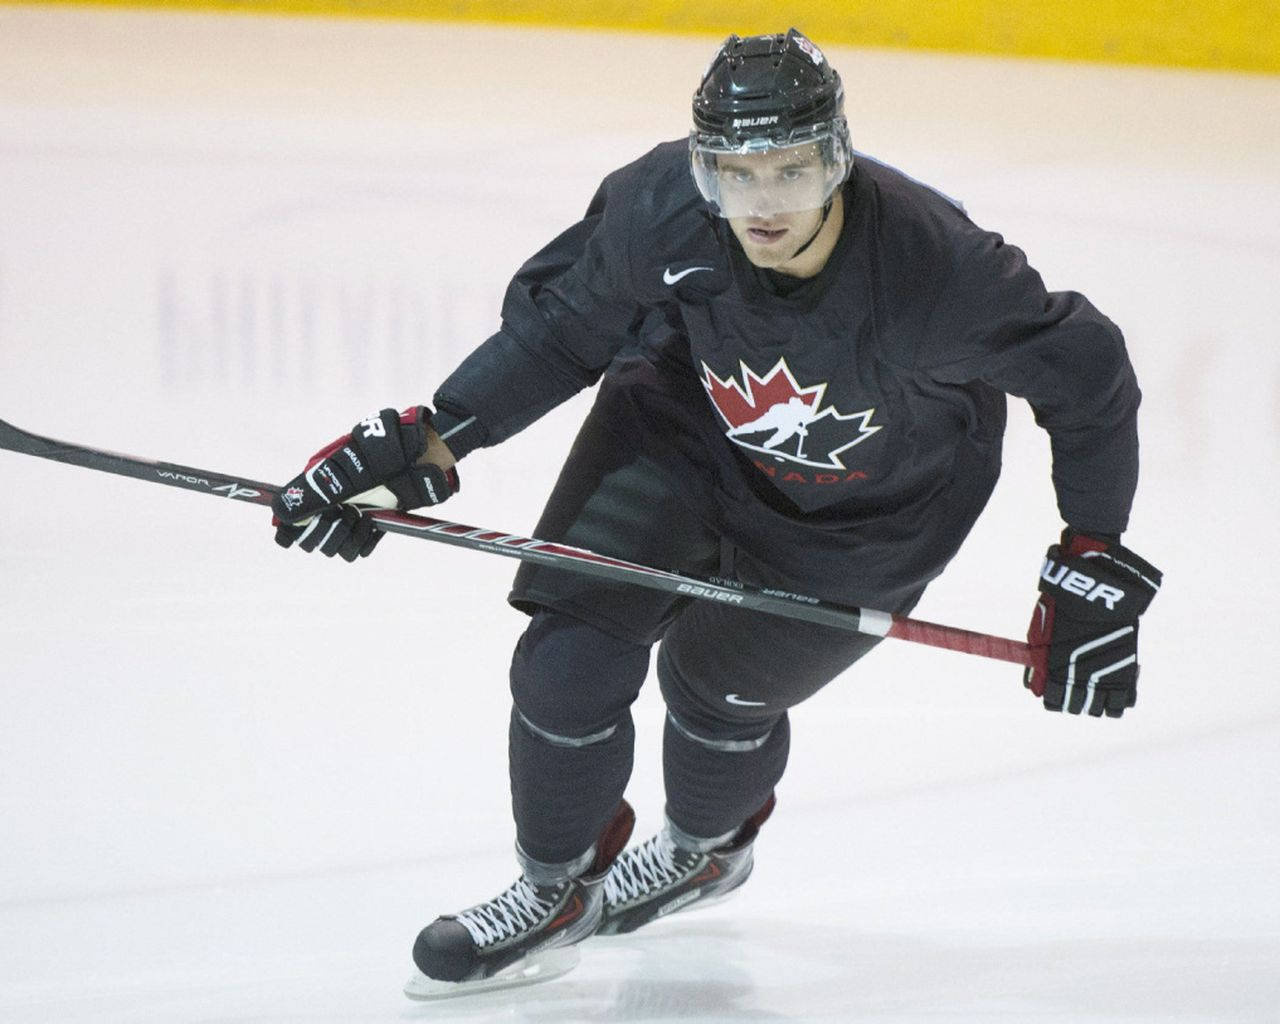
16 0 1280 75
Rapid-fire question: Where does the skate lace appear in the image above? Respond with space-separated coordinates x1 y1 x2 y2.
603 833 692 906
454 876 562 948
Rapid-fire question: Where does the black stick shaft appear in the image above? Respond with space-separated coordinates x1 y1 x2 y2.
0 417 277 507
0 416 1034 666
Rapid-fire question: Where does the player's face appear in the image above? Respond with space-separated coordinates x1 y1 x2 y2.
727 203 827 269
718 147 832 269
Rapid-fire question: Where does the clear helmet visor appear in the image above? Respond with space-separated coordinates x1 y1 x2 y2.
689 127 851 219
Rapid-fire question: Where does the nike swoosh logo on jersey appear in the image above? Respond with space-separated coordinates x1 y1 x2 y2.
663 265 713 285
725 693 767 707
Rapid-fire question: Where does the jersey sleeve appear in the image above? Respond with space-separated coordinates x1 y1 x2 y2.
919 229 1141 535
430 161 649 459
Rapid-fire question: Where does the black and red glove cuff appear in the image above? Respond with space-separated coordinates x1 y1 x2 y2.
1038 530 1162 623
383 461 459 509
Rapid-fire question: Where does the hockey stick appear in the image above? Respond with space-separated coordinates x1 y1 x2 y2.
0 416 1034 666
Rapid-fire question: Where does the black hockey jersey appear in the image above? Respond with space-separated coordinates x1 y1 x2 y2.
433 140 1140 538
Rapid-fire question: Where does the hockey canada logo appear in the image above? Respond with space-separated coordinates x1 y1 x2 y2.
281 486 306 511
700 357 881 470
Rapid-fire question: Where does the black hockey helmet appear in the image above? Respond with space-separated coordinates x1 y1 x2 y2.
690 29 853 218
693 28 845 148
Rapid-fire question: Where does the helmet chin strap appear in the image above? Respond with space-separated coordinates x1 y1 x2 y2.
783 197 834 263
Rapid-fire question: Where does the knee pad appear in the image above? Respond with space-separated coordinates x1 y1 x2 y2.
656 640 778 737
510 609 650 741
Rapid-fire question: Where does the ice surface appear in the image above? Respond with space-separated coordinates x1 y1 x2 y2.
1 7 1278 1021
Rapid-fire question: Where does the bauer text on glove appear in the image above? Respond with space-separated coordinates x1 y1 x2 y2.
1024 530 1162 718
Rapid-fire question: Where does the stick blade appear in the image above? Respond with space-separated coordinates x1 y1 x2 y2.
0 417 44 455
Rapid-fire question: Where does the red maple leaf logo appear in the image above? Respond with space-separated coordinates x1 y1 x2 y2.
700 358 882 470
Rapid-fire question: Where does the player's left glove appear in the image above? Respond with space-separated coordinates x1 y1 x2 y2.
1024 530 1162 718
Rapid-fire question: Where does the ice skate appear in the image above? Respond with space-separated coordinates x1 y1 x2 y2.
598 795 774 935
404 800 634 1000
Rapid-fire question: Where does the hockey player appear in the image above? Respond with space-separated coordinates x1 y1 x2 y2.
272 29 1162 998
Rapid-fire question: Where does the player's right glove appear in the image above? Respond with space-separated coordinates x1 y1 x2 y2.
272 406 458 561
1024 530 1162 718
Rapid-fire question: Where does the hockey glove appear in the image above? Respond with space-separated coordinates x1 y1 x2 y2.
272 406 457 560
1024 530 1162 717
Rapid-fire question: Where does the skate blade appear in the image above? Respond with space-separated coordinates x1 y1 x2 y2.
403 945 580 1001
